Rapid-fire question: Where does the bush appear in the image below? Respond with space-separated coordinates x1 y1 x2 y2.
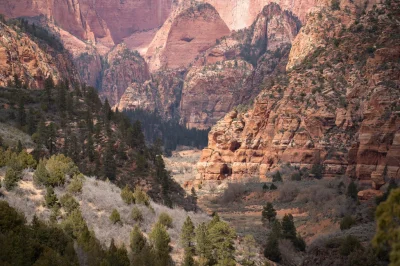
270 183 278 190
340 215 356 230
4 168 21 190
133 186 150 206
293 235 306 251
272 171 283 182
121 185 134 204
219 182 247 203
67 174 84 194
291 172 301 181
60 193 79 214
158 212 173 228
33 159 49 186
331 0 340 10
46 154 79 186
278 183 299 202
110 209 121 225
339 235 361 256
17 150 37 169
131 206 143 223
45 187 58 208
311 163 324 179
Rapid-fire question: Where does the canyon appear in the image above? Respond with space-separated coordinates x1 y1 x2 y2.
0 0 399 195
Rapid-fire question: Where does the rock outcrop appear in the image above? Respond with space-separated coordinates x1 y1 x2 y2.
0 21 78 88
180 60 253 129
115 70 184 120
146 3 230 72
179 3 300 130
100 44 150 106
197 0 400 189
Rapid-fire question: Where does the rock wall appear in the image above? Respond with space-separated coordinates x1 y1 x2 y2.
0 0 174 47
100 44 150 106
0 22 78 88
197 0 400 188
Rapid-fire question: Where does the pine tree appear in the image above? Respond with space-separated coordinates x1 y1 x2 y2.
281 214 296 240
195 222 212 264
208 220 236 265
180 216 195 253
347 180 358 200
13 74 22 88
26 108 36 135
264 233 281 262
47 123 57 154
87 133 95 162
45 186 58 208
262 202 277 224
103 141 116 180
149 222 171 266
130 225 154 266
34 159 49 185
107 239 130 266
44 76 54 103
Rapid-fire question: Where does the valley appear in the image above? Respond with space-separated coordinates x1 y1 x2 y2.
0 0 399 265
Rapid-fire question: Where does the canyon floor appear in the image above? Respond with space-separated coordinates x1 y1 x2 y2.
165 148 376 249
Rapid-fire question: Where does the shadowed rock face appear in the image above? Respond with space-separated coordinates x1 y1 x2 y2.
197 0 400 189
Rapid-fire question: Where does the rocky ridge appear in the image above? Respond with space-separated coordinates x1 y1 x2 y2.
0 21 78 88
197 0 400 190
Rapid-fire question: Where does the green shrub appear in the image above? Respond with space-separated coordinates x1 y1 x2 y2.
110 209 121 225
133 186 150 206
272 171 282 182
46 154 79 186
45 187 58 208
60 193 79 214
131 206 143 223
340 215 356 230
158 212 173 228
121 185 135 205
339 235 361 256
270 183 278 190
17 150 37 169
33 159 49 186
4 168 21 190
311 163 324 179
67 173 84 194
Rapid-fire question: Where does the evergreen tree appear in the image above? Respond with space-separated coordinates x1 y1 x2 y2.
44 75 54 104
26 108 36 135
180 216 195 253
262 202 277 224
87 133 95 162
16 140 23 153
195 222 212 264
103 140 116 180
149 222 171 266
347 180 358 200
208 221 236 265
264 233 281 262
272 171 282 182
130 225 154 266
47 122 57 154
281 214 296 240
106 239 130 266
34 159 49 185
13 74 22 88
373 188 400 266
45 186 58 208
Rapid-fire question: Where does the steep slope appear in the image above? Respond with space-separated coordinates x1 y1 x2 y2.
0 20 78 88
100 44 150 106
0 0 174 47
197 0 400 190
179 3 300 129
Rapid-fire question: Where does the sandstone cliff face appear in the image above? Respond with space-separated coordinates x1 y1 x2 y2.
0 21 78 88
180 60 253 129
100 44 150 106
146 3 230 72
197 0 400 189
179 3 300 130
0 0 173 47
202 0 319 29
115 70 184 120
